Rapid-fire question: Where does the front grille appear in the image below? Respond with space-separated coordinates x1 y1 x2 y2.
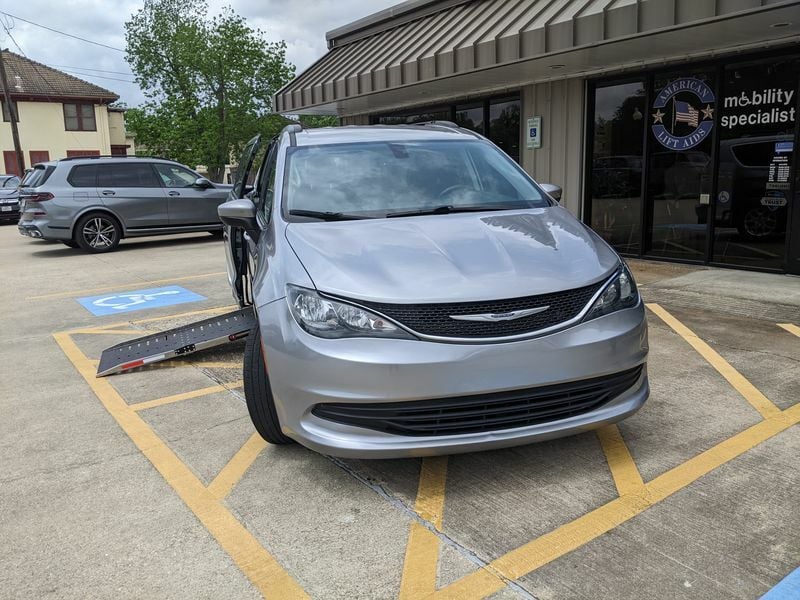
312 365 644 436
354 280 605 339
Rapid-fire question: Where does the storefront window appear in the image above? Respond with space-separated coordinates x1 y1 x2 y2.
455 103 483 134
645 71 716 261
587 51 798 272
373 95 521 163
488 98 520 162
375 107 450 125
589 81 646 253
712 58 798 270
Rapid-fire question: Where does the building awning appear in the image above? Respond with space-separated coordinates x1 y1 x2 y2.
275 0 800 116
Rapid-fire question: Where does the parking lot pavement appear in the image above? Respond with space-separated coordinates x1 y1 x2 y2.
2 225 798 599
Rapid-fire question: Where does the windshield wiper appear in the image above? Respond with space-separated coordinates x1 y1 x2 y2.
385 204 522 218
289 209 371 221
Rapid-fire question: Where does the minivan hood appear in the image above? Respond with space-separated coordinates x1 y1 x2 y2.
285 208 619 304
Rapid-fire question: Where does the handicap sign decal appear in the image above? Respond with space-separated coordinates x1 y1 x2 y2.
77 285 206 316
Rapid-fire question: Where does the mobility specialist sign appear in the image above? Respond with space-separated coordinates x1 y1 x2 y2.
651 77 715 150
77 285 207 316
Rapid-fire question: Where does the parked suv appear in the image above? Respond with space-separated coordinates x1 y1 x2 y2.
0 174 21 222
218 123 649 458
17 156 232 252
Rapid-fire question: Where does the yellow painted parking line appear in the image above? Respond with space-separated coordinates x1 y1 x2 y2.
189 361 244 369
28 272 226 300
69 328 144 335
53 332 309 600
433 405 799 599
778 323 800 338
131 380 244 412
597 425 645 496
85 360 243 373
416 457 448 528
400 457 461 600
208 433 267 501
647 303 782 419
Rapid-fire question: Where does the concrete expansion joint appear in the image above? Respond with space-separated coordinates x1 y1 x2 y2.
327 455 535 598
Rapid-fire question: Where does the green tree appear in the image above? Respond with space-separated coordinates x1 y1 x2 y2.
124 0 295 180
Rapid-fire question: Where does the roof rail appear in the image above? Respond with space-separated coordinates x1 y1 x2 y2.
58 154 176 162
414 120 459 129
282 123 303 135
283 122 303 146
412 120 483 139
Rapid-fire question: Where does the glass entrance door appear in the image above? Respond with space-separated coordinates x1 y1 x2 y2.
645 71 716 261
712 58 798 271
588 81 646 254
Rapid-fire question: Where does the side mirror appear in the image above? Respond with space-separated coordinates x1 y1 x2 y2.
540 183 562 202
218 199 258 231
194 177 213 189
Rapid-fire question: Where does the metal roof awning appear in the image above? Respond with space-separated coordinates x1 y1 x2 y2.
275 0 800 116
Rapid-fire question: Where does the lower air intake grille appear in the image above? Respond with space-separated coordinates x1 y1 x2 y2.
311 365 644 436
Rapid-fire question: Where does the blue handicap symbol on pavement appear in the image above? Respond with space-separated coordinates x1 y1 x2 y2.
77 285 206 316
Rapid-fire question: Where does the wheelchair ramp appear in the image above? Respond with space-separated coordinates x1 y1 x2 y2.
96 307 255 377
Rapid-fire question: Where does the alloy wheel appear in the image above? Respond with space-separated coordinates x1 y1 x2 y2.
742 207 777 239
82 217 117 249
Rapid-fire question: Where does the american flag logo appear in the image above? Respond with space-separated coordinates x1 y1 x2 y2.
674 100 699 127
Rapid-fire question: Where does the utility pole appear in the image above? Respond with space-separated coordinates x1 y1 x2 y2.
0 49 24 177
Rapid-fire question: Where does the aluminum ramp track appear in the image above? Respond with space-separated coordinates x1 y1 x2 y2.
96 307 256 377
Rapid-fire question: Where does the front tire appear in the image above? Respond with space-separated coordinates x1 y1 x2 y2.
74 213 121 253
244 323 294 445
737 206 778 241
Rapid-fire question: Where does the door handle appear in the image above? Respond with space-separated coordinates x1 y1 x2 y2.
101 190 115 196
168 191 180 197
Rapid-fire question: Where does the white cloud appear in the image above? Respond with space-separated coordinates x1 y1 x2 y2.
0 0 398 106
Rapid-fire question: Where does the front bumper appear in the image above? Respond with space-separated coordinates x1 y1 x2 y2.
259 299 649 458
0 201 19 221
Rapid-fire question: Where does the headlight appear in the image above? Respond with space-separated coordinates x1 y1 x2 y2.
287 285 414 340
583 264 639 322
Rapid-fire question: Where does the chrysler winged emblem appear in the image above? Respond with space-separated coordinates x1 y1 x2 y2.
449 306 549 322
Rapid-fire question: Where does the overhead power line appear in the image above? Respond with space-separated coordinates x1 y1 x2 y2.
0 11 125 52
48 64 134 76
0 18 134 85
58 68 136 83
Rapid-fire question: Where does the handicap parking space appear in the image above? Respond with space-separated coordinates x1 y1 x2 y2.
2 226 799 599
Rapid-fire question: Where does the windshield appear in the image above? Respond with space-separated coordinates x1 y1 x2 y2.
283 140 550 219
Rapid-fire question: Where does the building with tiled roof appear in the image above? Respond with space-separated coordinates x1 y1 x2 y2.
1 50 133 175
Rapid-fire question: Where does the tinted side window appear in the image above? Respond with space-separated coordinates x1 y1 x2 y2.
97 163 160 188
731 142 773 167
153 163 198 188
68 164 98 187
258 145 278 220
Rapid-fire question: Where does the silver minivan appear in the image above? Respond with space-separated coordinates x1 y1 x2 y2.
219 123 649 458
18 156 232 252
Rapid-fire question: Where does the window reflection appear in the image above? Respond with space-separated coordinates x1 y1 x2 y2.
713 59 797 270
455 103 483 133
488 99 520 162
374 96 521 164
590 82 645 253
646 72 715 261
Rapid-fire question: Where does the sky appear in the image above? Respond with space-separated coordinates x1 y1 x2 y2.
0 0 399 106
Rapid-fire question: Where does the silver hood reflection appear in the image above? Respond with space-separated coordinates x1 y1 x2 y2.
284 207 620 304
